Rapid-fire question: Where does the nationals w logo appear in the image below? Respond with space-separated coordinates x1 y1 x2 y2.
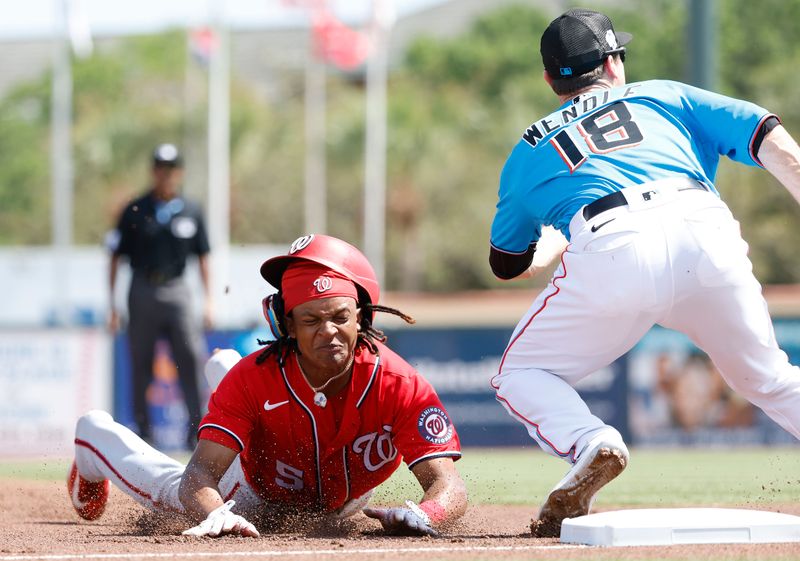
313 276 333 293
352 425 397 472
417 406 454 444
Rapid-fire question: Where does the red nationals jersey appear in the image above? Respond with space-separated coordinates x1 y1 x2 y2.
198 341 461 512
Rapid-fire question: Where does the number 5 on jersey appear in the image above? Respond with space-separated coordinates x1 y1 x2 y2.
551 101 643 172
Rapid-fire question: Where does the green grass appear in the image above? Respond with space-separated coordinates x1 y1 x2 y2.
0 458 73 481
371 446 800 507
5 447 800 508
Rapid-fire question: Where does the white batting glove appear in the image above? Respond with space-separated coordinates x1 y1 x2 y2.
362 500 438 537
182 500 260 538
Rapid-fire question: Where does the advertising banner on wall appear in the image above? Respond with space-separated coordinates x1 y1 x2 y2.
0 329 111 458
384 327 630 446
112 320 800 450
113 325 630 449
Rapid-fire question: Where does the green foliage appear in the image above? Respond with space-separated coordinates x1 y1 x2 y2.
384 0 800 288
714 0 800 283
0 90 50 244
382 2 688 291
601 0 687 84
228 83 305 244
1 1 800 288
70 31 189 245
405 5 551 101
386 7 554 290
0 31 192 245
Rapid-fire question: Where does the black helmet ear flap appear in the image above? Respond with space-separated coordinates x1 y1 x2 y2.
262 293 287 339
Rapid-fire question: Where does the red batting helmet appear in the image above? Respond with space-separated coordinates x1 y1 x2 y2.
260 234 380 316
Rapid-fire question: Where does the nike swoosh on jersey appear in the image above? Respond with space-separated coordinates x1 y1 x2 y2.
591 218 616 233
264 400 290 411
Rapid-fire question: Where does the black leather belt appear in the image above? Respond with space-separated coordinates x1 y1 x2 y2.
582 181 707 221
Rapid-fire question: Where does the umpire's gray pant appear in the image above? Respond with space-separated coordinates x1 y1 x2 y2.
127 272 205 445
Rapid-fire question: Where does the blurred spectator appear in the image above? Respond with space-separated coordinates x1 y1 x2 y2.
657 351 754 431
107 143 212 449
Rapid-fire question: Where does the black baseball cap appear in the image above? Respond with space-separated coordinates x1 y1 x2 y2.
541 8 632 78
152 143 183 167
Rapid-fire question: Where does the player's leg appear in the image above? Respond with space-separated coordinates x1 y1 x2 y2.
204 349 242 391
71 410 186 516
70 410 264 521
663 277 800 439
162 282 205 449
661 196 800 439
492 365 629 463
493 224 660 460
493 220 663 536
493 312 643 537
127 276 160 442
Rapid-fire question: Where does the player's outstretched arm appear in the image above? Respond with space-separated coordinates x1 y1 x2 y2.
759 124 800 206
410 456 468 525
179 440 259 538
490 226 569 281
363 457 467 536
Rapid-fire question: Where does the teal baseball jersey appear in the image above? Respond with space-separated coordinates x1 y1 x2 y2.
490 79 774 252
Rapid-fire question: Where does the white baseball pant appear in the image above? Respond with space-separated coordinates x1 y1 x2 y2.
492 179 800 463
73 410 263 515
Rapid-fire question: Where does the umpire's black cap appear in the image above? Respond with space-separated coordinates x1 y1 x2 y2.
152 143 184 167
541 8 632 78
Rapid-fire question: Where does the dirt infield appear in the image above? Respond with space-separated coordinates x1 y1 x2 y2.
3 480 800 561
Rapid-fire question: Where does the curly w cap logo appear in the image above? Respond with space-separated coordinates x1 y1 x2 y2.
281 263 358 313
313 276 333 293
289 235 314 254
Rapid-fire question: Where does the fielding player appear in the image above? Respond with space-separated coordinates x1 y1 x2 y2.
488 9 800 537
68 235 466 537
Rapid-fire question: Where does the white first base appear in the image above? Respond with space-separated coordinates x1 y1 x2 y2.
561 508 800 546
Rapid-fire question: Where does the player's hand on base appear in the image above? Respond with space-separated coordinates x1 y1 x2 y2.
182 500 260 538
363 501 438 537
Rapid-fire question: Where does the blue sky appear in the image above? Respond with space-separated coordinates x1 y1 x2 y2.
0 0 446 40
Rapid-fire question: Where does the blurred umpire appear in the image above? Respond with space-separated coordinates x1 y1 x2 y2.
108 143 212 449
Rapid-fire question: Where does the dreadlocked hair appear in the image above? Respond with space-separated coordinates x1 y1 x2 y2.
357 303 415 353
253 295 415 364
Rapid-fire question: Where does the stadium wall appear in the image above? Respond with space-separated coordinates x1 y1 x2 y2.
2 246 800 456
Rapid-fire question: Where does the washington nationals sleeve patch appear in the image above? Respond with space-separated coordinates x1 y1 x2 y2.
417 407 454 445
